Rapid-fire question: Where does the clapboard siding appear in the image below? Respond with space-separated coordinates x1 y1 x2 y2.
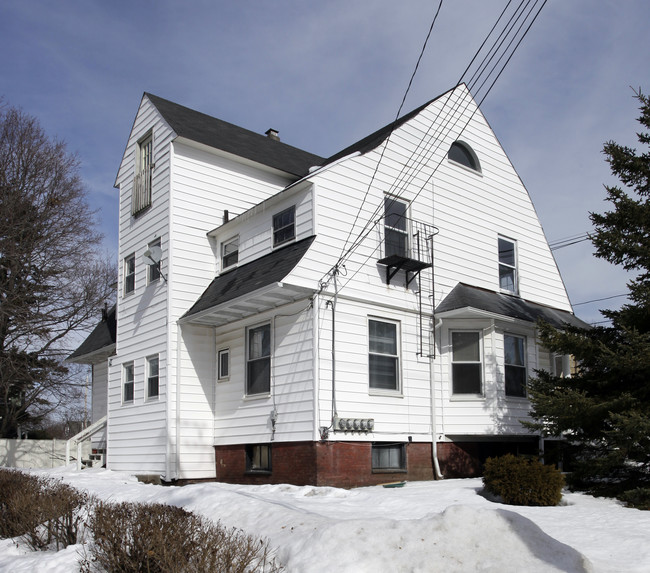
213 302 315 444
108 95 172 477
91 362 108 449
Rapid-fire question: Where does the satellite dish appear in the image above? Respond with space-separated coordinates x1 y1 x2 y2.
142 245 162 265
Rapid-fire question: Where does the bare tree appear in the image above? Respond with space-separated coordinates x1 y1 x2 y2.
0 102 115 438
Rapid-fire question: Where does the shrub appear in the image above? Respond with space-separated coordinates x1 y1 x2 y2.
483 454 565 506
0 468 89 550
619 488 650 510
81 501 284 573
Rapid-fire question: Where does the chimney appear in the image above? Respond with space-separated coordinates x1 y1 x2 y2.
265 128 280 141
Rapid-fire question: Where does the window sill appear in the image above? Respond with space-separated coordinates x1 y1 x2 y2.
372 468 407 474
447 158 483 176
450 394 485 401
505 395 528 401
245 470 272 475
369 389 403 398
243 393 271 401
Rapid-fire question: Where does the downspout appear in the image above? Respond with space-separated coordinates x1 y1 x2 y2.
430 317 443 479
330 269 339 424
175 322 182 480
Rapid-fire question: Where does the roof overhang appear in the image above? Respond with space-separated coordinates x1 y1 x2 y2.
66 344 116 365
180 282 314 327
435 283 589 329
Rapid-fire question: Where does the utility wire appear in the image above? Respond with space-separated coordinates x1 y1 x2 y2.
339 0 444 264
572 293 628 306
323 0 548 292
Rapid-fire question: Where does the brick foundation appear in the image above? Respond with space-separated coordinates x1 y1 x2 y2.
214 439 538 487
214 441 435 488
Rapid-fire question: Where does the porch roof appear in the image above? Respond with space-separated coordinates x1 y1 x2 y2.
67 305 116 364
181 236 316 326
435 283 589 329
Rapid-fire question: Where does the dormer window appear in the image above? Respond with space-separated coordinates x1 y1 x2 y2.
221 235 239 270
133 132 153 215
273 206 295 247
448 141 481 173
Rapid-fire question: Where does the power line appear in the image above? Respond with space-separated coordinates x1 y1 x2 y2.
572 293 628 306
323 0 549 292
339 0 445 264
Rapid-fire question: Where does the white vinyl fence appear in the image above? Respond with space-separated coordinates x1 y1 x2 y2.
0 438 91 469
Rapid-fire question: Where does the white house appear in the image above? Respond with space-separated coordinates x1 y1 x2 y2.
70 84 585 487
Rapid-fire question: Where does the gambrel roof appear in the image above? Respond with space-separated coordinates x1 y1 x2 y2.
146 94 325 177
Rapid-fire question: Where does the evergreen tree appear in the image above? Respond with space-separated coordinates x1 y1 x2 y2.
527 90 650 498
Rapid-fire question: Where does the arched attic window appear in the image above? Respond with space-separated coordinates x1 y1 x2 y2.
448 141 481 173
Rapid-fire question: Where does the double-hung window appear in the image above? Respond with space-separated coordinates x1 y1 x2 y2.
147 239 161 284
498 237 518 293
369 319 400 391
133 133 153 215
221 236 239 270
147 355 159 398
451 331 482 395
124 254 135 295
123 362 134 403
384 196 408 259
273 206 295 247
246 323 271 395
504 334 527 397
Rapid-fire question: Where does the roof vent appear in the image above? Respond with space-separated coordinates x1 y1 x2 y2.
265 128 280 141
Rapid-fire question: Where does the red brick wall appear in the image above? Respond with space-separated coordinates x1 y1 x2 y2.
437 442 482 477
214 441 435 488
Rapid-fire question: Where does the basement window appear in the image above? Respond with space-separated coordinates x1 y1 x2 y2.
245 444 271 473
372 443 406 471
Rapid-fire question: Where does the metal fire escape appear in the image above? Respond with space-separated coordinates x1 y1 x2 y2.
377 217 437 357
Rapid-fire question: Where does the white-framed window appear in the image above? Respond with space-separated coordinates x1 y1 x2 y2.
245 444 271 473
123 362 134 403
368 318 400 392
218 348 230 381
221 236 239 270
133 132 153 215
448 140 481 173
451 331 483 395
372 443 406 471
147 355 159 399
124 253 135 295
272 206 295 247
246 323 271 395
498 237 518 293
504 334 527 397
384 195 409 259
147 239 161 284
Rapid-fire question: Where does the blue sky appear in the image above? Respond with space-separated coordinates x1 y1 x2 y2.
1 1 649 324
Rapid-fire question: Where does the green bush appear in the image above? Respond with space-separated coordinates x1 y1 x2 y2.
619 488 650 510
0 468 88 550
81 501 284 573
483 454 565 506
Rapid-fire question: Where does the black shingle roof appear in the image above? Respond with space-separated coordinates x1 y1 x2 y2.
182 236 316 320
146 94 325 177
435 283 589 329
68 305 116 362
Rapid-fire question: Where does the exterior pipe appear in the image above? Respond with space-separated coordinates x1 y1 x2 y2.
430 318 443 479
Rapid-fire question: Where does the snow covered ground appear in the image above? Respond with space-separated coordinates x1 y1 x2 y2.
1 466 649 572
